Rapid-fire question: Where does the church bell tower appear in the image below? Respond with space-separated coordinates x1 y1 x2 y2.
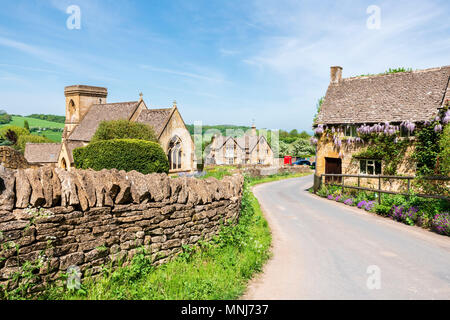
63 85 108 139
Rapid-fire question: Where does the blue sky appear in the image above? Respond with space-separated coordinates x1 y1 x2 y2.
0 0 449 132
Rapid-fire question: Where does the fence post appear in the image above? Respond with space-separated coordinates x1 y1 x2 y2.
358 175 360 188
342 176 345 194
378 175 381 205
407 178 411 200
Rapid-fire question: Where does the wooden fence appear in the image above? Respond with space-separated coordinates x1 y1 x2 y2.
319 173 450 204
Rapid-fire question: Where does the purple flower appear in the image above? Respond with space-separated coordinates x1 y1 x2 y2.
335 195 342 202
434 124 443 132
327 195 334 200
357 201 367 209
344 198 353 206
432 212 450 236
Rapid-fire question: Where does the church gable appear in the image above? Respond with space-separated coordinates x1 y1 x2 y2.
68 101 140 142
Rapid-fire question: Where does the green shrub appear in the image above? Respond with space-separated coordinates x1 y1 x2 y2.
17 135 53 153
91 120 157 143
0 125 29 140
439 124 449 175
73 139 169 174
375 204 392 216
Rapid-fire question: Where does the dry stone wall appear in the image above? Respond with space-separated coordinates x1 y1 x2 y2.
0 166 244 291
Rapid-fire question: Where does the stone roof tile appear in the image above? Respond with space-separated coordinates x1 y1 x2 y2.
317 65 450 125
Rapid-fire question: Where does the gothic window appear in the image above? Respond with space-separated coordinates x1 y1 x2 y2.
168 136 182 170
69 99 76 122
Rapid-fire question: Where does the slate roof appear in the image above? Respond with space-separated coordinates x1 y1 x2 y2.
68 101 140 141
24 143 61 164
136 108 173 137
316 65 450 125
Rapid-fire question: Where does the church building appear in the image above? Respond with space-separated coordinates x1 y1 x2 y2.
24 85 196 173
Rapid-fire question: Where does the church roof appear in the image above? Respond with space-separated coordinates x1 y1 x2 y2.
316 65 450 125
24 143 61 164
68 101 140 141
135 107 174 137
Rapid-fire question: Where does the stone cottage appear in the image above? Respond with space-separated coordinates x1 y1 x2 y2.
24 85 196 173
205 124 275 165
313 65 450 190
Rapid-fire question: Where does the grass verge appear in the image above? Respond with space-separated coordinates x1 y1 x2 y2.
37 179 271 300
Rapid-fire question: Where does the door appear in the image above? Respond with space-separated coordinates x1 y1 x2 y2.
325 157 342 183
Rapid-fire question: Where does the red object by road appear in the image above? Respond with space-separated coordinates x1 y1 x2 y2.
284 156 292 165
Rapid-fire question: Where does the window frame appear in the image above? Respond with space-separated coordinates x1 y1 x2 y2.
359 159 382 175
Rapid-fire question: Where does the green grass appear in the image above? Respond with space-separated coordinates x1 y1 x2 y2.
4 116 64 129
247 171 312 186
0 116 63 142
34 179 271 300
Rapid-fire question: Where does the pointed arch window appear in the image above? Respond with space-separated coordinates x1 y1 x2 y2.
168 136 182 170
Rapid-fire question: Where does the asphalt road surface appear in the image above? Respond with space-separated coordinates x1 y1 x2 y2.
243 175 450 300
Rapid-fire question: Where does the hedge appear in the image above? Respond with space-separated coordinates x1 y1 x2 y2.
17 135 53 153
73 139 169 174
91 120 157 143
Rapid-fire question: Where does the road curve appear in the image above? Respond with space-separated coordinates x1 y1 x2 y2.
243 175 450 300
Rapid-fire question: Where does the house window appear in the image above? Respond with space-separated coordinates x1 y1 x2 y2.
344 125 357 137
168 136 182 170
400 126 415 138
360 159 382 175
228 158 234 165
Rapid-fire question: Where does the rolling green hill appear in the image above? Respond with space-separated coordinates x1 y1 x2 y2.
0 115 64 142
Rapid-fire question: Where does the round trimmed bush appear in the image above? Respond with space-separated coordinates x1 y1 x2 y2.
91 120 157 143
73 139 169 174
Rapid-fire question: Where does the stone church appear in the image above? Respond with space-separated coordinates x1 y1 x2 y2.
24 85 196 173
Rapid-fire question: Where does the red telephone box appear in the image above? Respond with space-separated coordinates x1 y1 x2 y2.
284 156 292 165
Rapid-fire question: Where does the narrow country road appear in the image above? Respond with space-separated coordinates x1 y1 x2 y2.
243 175 450 300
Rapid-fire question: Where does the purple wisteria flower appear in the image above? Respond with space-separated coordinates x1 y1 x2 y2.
443 110 450 125
327 195 334 200
314 124 324 135
434 124 443 132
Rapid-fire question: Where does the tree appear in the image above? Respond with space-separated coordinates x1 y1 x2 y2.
24 120 30 131
289 129 299 137
313 97 324 125
0 125 29 141
290 138 316 158
278 141 292 157
91 120 157 143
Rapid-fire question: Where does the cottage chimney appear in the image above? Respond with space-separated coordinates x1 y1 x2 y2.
251 123 257 136
330 66 343 84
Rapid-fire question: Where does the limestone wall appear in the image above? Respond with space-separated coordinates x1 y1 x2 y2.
0 166 244 292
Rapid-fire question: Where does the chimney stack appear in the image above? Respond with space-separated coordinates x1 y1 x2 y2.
330 66 343 84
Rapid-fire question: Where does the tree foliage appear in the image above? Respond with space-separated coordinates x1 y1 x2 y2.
26 114 66 123
289 138 316 158
91 120 157 143
0 125 30 140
